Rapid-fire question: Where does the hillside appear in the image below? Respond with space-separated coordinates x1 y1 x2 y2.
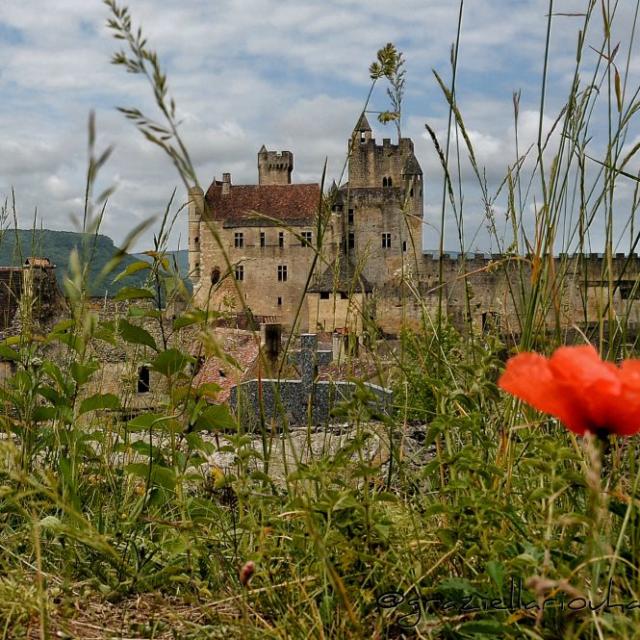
0 229 191 297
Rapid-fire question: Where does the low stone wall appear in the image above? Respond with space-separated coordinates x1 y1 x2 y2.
230 378 392 427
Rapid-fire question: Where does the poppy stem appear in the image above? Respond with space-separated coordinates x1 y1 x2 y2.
593 429 611 458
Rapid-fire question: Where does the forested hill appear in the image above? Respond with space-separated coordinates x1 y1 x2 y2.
0 229 190 297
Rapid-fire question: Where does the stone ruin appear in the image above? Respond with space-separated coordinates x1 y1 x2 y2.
230 332 392 427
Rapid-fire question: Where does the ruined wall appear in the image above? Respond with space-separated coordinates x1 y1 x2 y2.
307 291 366 333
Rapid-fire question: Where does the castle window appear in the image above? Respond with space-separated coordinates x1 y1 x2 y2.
235 265 244 281
194 235 199 244
340 292 349 300
234 232 244 248
260 232 266 247
402 241 407 252
320 292 330 300
360 131 366 143
620 282 640 299
137 366 150 393
211 267 221 284
279 231 285 248
388 177 393 187
410 189 414 197
348 209 354 225
301 231 312 247
348 232 355 249
382 177 388 187
277 265 288 282
277 296 282 306
382 233 391 249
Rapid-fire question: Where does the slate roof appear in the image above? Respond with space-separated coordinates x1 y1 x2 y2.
354 112 371 132
204 183 321 227
308 256 373 294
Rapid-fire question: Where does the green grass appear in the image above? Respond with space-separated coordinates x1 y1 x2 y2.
2 1 640 638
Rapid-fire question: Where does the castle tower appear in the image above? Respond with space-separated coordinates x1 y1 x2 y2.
339 115 424 295
401 151 424 230
258 145 293 185
188 185 204 288
353 112 372 144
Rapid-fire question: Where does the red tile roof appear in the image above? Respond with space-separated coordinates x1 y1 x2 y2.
204 183 321 227
191 331 260 403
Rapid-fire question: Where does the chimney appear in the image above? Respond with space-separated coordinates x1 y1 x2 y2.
222 172 231 195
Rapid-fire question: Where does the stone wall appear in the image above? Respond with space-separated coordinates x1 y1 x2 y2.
231 378 392 427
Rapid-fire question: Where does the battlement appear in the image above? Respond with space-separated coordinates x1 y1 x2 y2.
258 146 293 185
348 135 419 189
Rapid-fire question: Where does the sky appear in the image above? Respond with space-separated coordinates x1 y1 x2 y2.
1 0 640 254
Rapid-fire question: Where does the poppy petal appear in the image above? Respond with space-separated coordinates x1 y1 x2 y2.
605 360 640 435
499 352 589 434
549 345 619 392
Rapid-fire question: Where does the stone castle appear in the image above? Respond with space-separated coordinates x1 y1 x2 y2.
187 114 640 340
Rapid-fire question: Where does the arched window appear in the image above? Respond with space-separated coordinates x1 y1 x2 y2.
388 177 393 187
211 266 221 285
382 177 388 187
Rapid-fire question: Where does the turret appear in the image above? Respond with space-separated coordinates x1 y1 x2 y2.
258 146 293 185
353 112 372 144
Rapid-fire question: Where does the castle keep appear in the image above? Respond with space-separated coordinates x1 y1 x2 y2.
188 115 640 339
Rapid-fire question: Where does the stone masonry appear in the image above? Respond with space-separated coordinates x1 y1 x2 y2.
188 113 640 339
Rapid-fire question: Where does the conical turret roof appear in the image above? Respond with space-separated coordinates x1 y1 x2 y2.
354 112 371 132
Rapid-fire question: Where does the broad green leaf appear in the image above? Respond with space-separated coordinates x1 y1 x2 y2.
0 344 18 361
192 404 236 431
33 406 58 421
51 319 75 334
70 361 100 386
151 349 193 376
126 462 176 491
127 412 165 432
114 286 155 301
128 307 162 319
47 331 85 354
172 309 208 329
113 260 152 282
118 319 157 351
196 383 222 399
79 393 121 415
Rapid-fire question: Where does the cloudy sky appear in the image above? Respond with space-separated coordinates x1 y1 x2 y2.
1 0 639 253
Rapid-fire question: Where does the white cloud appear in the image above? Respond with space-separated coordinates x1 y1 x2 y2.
0 0 638 254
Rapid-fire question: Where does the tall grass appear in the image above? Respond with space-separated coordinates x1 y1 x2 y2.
1 1 640 639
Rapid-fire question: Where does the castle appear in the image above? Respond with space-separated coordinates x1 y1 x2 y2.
187 115 640 341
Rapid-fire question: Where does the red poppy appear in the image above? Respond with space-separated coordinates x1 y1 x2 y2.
498 344 640 437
